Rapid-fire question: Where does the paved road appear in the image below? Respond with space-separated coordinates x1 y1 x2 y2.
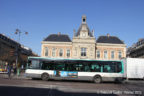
0 74 143 96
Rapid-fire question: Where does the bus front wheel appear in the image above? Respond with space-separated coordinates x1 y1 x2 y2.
93 75 102 83
41 73 49 81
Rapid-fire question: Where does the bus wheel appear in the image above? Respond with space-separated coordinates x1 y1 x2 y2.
93 75 102 83
41 73 49 81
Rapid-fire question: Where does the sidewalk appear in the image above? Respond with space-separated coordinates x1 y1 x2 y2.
0 72 29 80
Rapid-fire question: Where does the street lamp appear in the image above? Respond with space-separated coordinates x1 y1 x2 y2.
14 28 28 76
15 28 28 42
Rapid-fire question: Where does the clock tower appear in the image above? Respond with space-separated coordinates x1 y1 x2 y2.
72 15 96 59
74 15 94 38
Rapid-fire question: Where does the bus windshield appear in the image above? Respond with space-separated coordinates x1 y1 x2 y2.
28 59 41 69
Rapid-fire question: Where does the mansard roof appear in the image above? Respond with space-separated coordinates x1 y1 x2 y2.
97 36 124 44
43 34 71 42
75 23 93 37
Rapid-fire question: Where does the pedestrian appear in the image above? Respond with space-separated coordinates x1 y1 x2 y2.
13 63 17 75
7 63 11 79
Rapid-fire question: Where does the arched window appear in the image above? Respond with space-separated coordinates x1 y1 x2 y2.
59 49 63 57
96 50 100 59
67 49 70 57
81 48 87 56
45 47 48 56
83 18 86 22
52 48 56 57
111 51 115 59
118 51 122 59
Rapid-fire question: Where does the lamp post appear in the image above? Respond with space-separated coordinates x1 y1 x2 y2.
15 28 28 76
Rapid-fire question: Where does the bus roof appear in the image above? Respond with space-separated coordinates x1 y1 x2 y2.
28 56 121 62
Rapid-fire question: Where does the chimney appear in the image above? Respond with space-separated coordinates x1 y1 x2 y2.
107 33 110 37
58 32 61 36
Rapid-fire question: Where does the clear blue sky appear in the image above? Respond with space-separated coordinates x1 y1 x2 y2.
0 0 144 55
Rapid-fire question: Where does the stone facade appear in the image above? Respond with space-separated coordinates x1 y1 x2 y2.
41 16 126 60
127 38 144 58
96 43 126 60
41 42 72 58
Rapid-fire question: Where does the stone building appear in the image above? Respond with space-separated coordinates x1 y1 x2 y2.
41 16 126 60
127 38 144 58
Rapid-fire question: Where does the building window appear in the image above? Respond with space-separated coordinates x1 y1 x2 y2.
59 49 63 57
111 51 114 59
96 50 100 59
104 50 108 59
52 48 56 57
118 51 122 59
45 47 48 56
67 49 70 57
81 48 86 56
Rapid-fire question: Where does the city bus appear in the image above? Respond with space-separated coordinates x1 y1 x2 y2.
25 57 126 83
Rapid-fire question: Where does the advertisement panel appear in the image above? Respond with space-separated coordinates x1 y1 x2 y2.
54 71 78 77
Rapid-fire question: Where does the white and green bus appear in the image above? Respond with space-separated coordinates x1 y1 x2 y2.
25 57 126 83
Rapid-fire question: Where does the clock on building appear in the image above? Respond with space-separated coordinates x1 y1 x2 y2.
82 33 86 37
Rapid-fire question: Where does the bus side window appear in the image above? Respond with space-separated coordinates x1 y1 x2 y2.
103 65 111 72
41 62 48 70
91 63 101 72
110 64 115 72
84 65 90 72
67 64 74 71
116 62 122 72
41 61 55 70
54 63 65 71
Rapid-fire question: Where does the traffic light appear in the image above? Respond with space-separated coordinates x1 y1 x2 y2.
10 49 14 56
